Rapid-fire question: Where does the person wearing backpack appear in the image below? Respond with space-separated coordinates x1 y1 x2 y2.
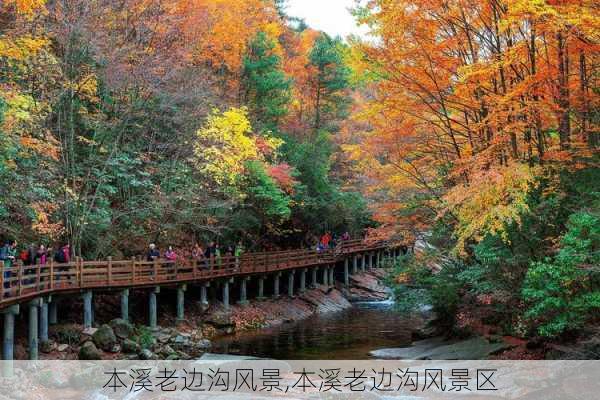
0 240 17 295
54 247 66 263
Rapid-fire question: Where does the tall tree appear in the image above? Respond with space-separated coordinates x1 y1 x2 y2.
242 31 291 132
308 33 351 132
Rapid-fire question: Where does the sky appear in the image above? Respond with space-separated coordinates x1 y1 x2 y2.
285 0 369 39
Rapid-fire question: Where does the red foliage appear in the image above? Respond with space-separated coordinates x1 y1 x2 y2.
267 163 298 194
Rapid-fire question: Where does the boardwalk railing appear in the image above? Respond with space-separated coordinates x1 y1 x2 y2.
0 239 388 307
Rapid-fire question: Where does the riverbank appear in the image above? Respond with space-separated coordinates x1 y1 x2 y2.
30 270 390 360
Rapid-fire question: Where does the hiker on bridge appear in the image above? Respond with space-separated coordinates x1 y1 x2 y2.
192 242 205 260
321 232 332 249
35 244 48 265
204 241 217 268
54 244 71 263
164 246 178 261
234 241 244 257
146 243 160 262
0 240 17 293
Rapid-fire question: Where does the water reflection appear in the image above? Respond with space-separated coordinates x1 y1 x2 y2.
211 301 415 359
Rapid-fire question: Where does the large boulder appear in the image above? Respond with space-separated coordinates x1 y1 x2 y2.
205 311 234 328
78 341 102 360
92 324 117 351
110 319 134 339
122 339 140 354
370 337 512 360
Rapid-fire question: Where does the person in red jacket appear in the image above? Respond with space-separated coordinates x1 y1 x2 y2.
61 244 71 263
321 232 332 248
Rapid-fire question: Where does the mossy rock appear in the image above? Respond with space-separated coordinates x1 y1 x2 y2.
110 319 134 339
78 341 102 360
122 339 140 354
92 324 117 351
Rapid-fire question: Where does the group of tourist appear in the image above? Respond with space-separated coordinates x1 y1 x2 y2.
146 241 245 268
1 231 353 273
0 240 72 291
316 231 350 252
0 240 71 268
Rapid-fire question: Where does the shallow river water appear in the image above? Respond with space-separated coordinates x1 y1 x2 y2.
211 300 415 359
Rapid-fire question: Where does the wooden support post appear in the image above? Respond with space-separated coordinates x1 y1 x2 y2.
200 282 209 309
300 268 307 293
49 259 54 290
121 289 129 322
49 299 57 325
107 256 113 285
238 277 249 305
222 279 231 310
177 284 186 321
288 271 295 298
149 286 160 330
273 273 281 298
131 257 137 283
2 304 19 361
344 259 350 287
329 266 334 287
257 276 265 300
77 257 82 288
28 299 41 360
17 265 22 297
82 290 93 329
39 298 49 343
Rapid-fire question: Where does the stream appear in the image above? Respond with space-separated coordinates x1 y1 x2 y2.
210 299 416 359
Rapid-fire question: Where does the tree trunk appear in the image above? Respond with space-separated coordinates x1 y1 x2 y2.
556 31 571 150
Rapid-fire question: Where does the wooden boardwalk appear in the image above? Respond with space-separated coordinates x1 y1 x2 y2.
0 239 403 360
0 239 393 308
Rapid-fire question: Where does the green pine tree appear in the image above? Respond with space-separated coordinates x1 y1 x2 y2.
308 33 351 132
242 31 291 132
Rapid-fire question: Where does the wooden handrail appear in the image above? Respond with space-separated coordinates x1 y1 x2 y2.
0 239 390 307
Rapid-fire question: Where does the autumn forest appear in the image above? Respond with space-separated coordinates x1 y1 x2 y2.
1 0 599 348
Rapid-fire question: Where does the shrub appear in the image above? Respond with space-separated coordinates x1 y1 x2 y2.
522 211 600 337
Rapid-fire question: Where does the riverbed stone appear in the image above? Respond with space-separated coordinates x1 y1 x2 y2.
172 334 191 345
110 318 134 339
78 341 102 360
40 340 57 353
122 339 140 354
109 343 121 353
370 337 512 360
92 324 117 351
138 348 155 360
57 344 69 352
195 339 212 350
205 311 234 328
82 327 98 337
154 327 175 343
159 345 176 357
